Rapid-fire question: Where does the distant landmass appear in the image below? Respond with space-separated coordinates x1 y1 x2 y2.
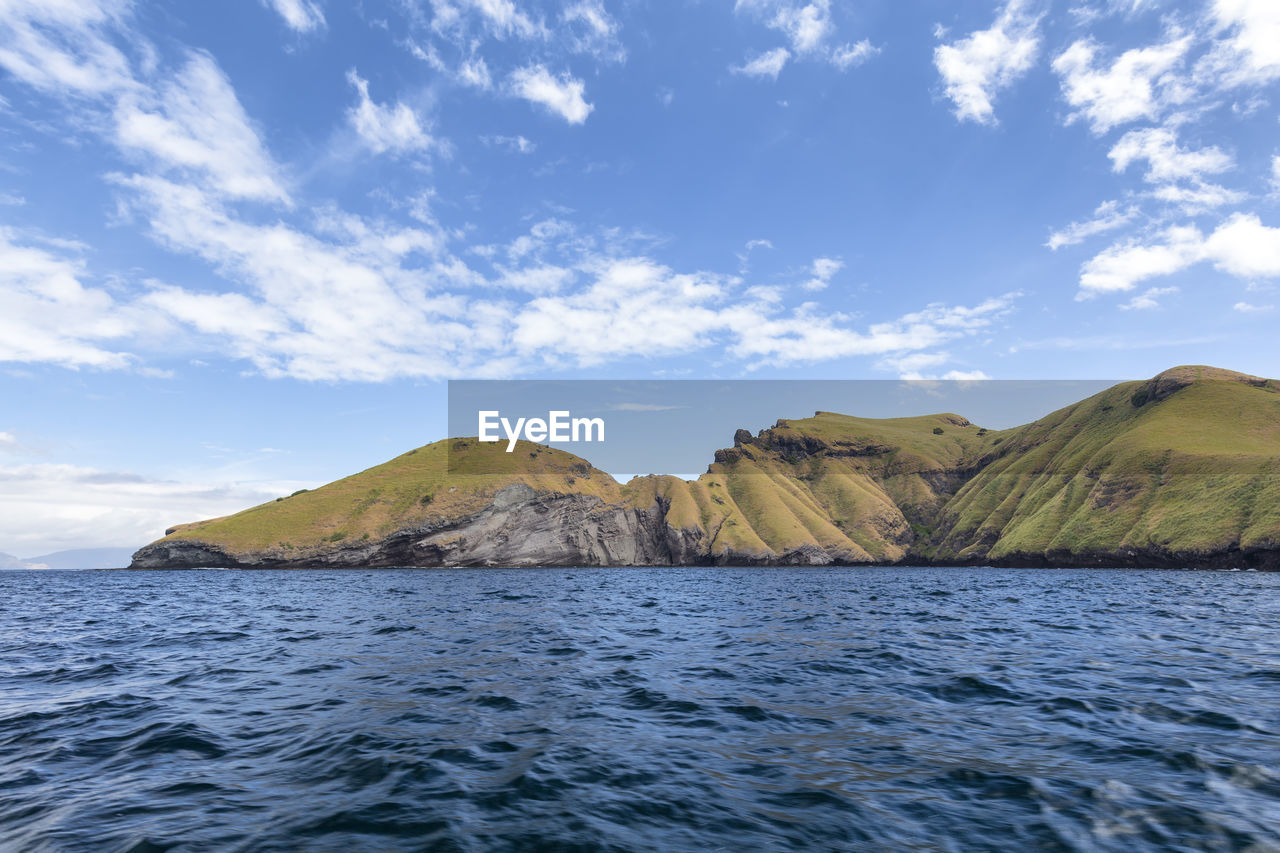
27 548 137 570
131 366 1280 570
0 548 137 570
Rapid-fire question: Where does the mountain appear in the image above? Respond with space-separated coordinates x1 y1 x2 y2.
0 552 32 570
131 366 1280 570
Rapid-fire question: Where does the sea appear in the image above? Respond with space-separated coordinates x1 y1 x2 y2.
1 567 1278 851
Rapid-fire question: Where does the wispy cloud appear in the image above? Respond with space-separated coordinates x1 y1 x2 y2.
934 0 1042 124
732 47 790 79
1047 200 1139 250
346 70 437 156
800 257 843 291
1119 285 1178 310
1079 213 1280 297
732 0 876 73
509 64 593 124
115 52 292 204
0 461 309 555
0 227 141 370
263 0 325 33
482 134 536 154
1051 32 1189 134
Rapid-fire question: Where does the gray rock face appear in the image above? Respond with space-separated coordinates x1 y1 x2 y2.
129 541 244 569
406 485 674 567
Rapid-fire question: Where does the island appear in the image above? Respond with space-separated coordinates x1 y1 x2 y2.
130 366 1280 570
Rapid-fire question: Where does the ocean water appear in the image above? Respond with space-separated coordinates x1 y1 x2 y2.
1 567 1278 852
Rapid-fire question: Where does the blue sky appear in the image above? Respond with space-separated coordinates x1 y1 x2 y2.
1 0 1279 554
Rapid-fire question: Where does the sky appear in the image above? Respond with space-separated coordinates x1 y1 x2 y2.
1 0 1279 555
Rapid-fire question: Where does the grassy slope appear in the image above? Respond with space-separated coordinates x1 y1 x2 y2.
164 440 621 560
631 411 1004 561
934 367 1280 559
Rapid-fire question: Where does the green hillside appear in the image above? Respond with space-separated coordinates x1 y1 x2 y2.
162 439 622 562
640 410 1005 562
932 366 1280 564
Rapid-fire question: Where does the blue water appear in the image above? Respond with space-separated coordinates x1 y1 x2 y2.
1 567 1278 851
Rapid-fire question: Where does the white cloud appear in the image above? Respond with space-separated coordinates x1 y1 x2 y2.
1052 33 1190 133
562 0 625 62
732 47 791 79
830 40 878 70
733 1 876 74
1079 224 1204 294
0 461 309 555
115 173 486 382
877 351 951 378
509 64 592 124
407 39 447 71
2 7 291 205
1203 212 1280 277
459 55 493 89
511 259 733 365
1233 300 1273 312
514 260 1018 369
737 238 773 272
409 42 492 90
769 0 833 53
492 264 575 293
0 227 143 369
499 218 574 261
1149 181 1246 214
1119 285 1178 310
0 0 134 96
1201 0 1280 88
801 256 843 291
735 0 830 53
346 70 436 155
1047 200 1138 250
1079 213 1280 297
1105 127 1243 213
1108 127 1233 183
431 0 546 41
1047 7 1280 276
942 369 992 381
263 0 325 32
115 52 291 204
934 0 1041 125
728 294 1017 367
482 134 535 153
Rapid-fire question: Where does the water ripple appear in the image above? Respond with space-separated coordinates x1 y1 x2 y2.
0 567 1278 851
